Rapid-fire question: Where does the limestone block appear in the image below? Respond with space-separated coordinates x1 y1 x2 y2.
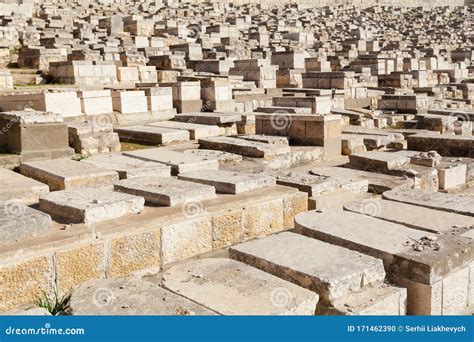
108 231 161 278
163 258 318 315
20 159 119 191
0 256 55 312
55 243 106 292
161 217 213 265
114 176 216 206
243 198 284 239
39 188 144 224
70 277 215 315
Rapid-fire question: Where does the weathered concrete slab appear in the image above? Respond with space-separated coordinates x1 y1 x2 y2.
123 148 219 175
146 121 220 140
0 204 51 243
163 258 318 315
383 190 474 217
20 159 119 191
178 170 275 194
70 277 215 315
294 211 474 285
39 188 144 224
81 154 171 180
0 168 49 205
230 232 385 304
114 125 190 145
345 199 474 234
183 149 243 164
199 136 290 158
114 177 216 206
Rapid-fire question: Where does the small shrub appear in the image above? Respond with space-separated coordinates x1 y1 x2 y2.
33 289 72 316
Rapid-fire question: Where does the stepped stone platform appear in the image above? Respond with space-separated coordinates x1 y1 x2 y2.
114 125 190 145
70 277 215 315
114 177 216 206
81 154 171 179
39 188 145 224
19 158 119 191
163 258 319 315
123 148 219 175
230 232 406 315
146 121 220 140
0 185 306 311
178 170 276 194
295 211 474 315
0 168 49 204
199 136 291 158
0 204 51 243
383 189 474 217
229 232 407 315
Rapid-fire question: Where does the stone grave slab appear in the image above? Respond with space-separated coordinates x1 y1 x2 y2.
0 204 51 243
123 148 219 175
294 211 474 314
39 188 144 224
0 168 49 205
383 190 474 217
81 154 171 180
183 149 243 164
146 121 220 140
114 125 190 145
70 277 215 316
20 159 119 191
230 232 385 304
178 170 276 194
114 176 216 206
163 258 318 315
345 199 474 234
198 136 290 158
